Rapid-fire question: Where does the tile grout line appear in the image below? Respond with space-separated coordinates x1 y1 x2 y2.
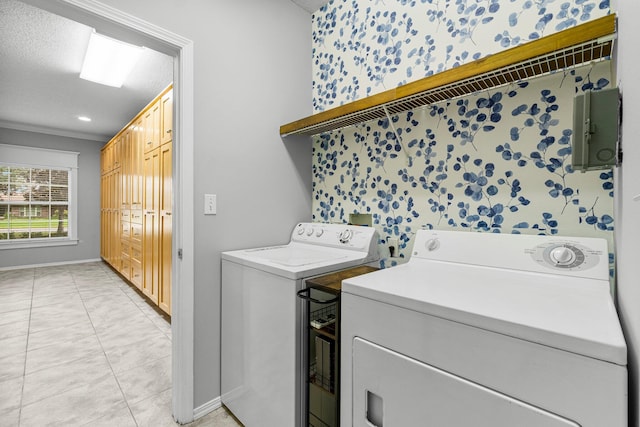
70 263 141 427
9 262 180 426
119 280 171 338
103 263 175 423
107 263 175 420
17 267 36 427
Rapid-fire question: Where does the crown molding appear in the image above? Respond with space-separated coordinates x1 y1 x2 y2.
0 120 109 143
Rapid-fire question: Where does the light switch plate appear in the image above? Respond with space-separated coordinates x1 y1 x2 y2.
204 194 217 215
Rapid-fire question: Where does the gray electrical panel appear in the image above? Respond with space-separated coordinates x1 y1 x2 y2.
572 87 620 172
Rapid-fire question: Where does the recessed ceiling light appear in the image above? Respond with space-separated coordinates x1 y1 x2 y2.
78 116 92 122
80 31 143 88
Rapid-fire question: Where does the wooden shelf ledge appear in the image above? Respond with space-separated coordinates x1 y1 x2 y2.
280 14 616 137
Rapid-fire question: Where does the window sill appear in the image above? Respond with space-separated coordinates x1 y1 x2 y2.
0 239 79 250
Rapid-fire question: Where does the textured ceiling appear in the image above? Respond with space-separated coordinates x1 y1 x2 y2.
0 0 173 142
0 0 327 143
291 0 329 13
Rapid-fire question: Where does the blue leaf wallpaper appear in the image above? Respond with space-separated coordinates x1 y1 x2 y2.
310 0 615 272
312 0 610 110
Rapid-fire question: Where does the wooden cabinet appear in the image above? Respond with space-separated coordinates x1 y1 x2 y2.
158 141 172 315
301 266 379 427
161 90 173 146
100 168 121 269
101 84 172 314
143 99 161 153
131 117 144 211
143 147 160 304
142 137 172 312
120 128 132 210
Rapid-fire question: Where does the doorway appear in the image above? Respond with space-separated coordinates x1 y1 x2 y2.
20 0 195 422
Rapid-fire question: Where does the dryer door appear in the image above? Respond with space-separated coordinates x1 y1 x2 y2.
352 338 578 427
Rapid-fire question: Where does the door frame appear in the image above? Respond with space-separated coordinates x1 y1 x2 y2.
22 0 196 422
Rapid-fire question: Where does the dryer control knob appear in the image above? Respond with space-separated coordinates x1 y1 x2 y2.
315 228 324 237
339 229 353 243
550 246 576 265
297 227 305 235
306 227 314 236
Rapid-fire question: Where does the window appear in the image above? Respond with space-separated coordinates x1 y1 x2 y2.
0 144 78 249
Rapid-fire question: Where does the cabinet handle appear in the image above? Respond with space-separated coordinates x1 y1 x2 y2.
166 130 172 134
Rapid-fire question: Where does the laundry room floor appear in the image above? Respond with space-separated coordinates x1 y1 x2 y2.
0 261 241 427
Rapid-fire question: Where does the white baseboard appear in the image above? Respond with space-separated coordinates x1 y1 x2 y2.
0 258 103 271
193 396 222 420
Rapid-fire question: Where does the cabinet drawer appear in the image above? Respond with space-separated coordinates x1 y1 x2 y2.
121 239 131 257
131 245 142 263
130 223 143 242
121 221 131 238
131 259 142 289
120 257 131 279
130 209 143 224
121 209 131 222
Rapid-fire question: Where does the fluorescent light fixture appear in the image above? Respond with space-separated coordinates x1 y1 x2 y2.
78 116 91 122
80 31 143 88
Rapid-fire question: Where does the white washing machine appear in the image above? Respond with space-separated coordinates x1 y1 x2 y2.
341 230 627 427
221 222 378 427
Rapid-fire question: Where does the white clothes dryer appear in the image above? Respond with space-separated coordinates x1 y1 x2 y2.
221 222 378 427
341 230 627 427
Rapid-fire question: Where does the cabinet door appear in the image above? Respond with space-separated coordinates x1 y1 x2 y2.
120 237 131 280
131 257 143 290
112 136 121 169
103 144 110 173
100 149 106 175
100 174 106 258
120 129 131 210
143 101 161 153
143 148 160 304
131 117 144 210
158 142 172 314
161 89 173 146
105 173 112 260
111 169 121 269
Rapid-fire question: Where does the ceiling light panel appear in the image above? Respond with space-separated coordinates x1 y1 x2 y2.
80 31 143 88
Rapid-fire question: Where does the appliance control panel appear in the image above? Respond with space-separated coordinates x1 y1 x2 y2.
529 241 601 271
292 223 377 252
413 230 609 280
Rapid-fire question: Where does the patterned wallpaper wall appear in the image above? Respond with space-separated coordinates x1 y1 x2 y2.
312 0 610 110
310 0 615 270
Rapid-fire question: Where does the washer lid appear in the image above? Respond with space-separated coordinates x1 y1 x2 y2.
342 261 627 366
244 245 348 267
222 242 374 280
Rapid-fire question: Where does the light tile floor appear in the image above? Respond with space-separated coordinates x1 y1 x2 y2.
0 261 242 427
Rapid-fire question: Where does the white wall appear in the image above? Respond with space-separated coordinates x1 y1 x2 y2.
613 1 640 424
0 127 103 268
65 0 313 407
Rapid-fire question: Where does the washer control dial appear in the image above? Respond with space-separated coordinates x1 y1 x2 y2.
297 226 305 236
315 228 324 237
306 227 314 236
425 238 440 251
339 228 353 244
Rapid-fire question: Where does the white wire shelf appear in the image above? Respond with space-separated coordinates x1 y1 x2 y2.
280 14 616 137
